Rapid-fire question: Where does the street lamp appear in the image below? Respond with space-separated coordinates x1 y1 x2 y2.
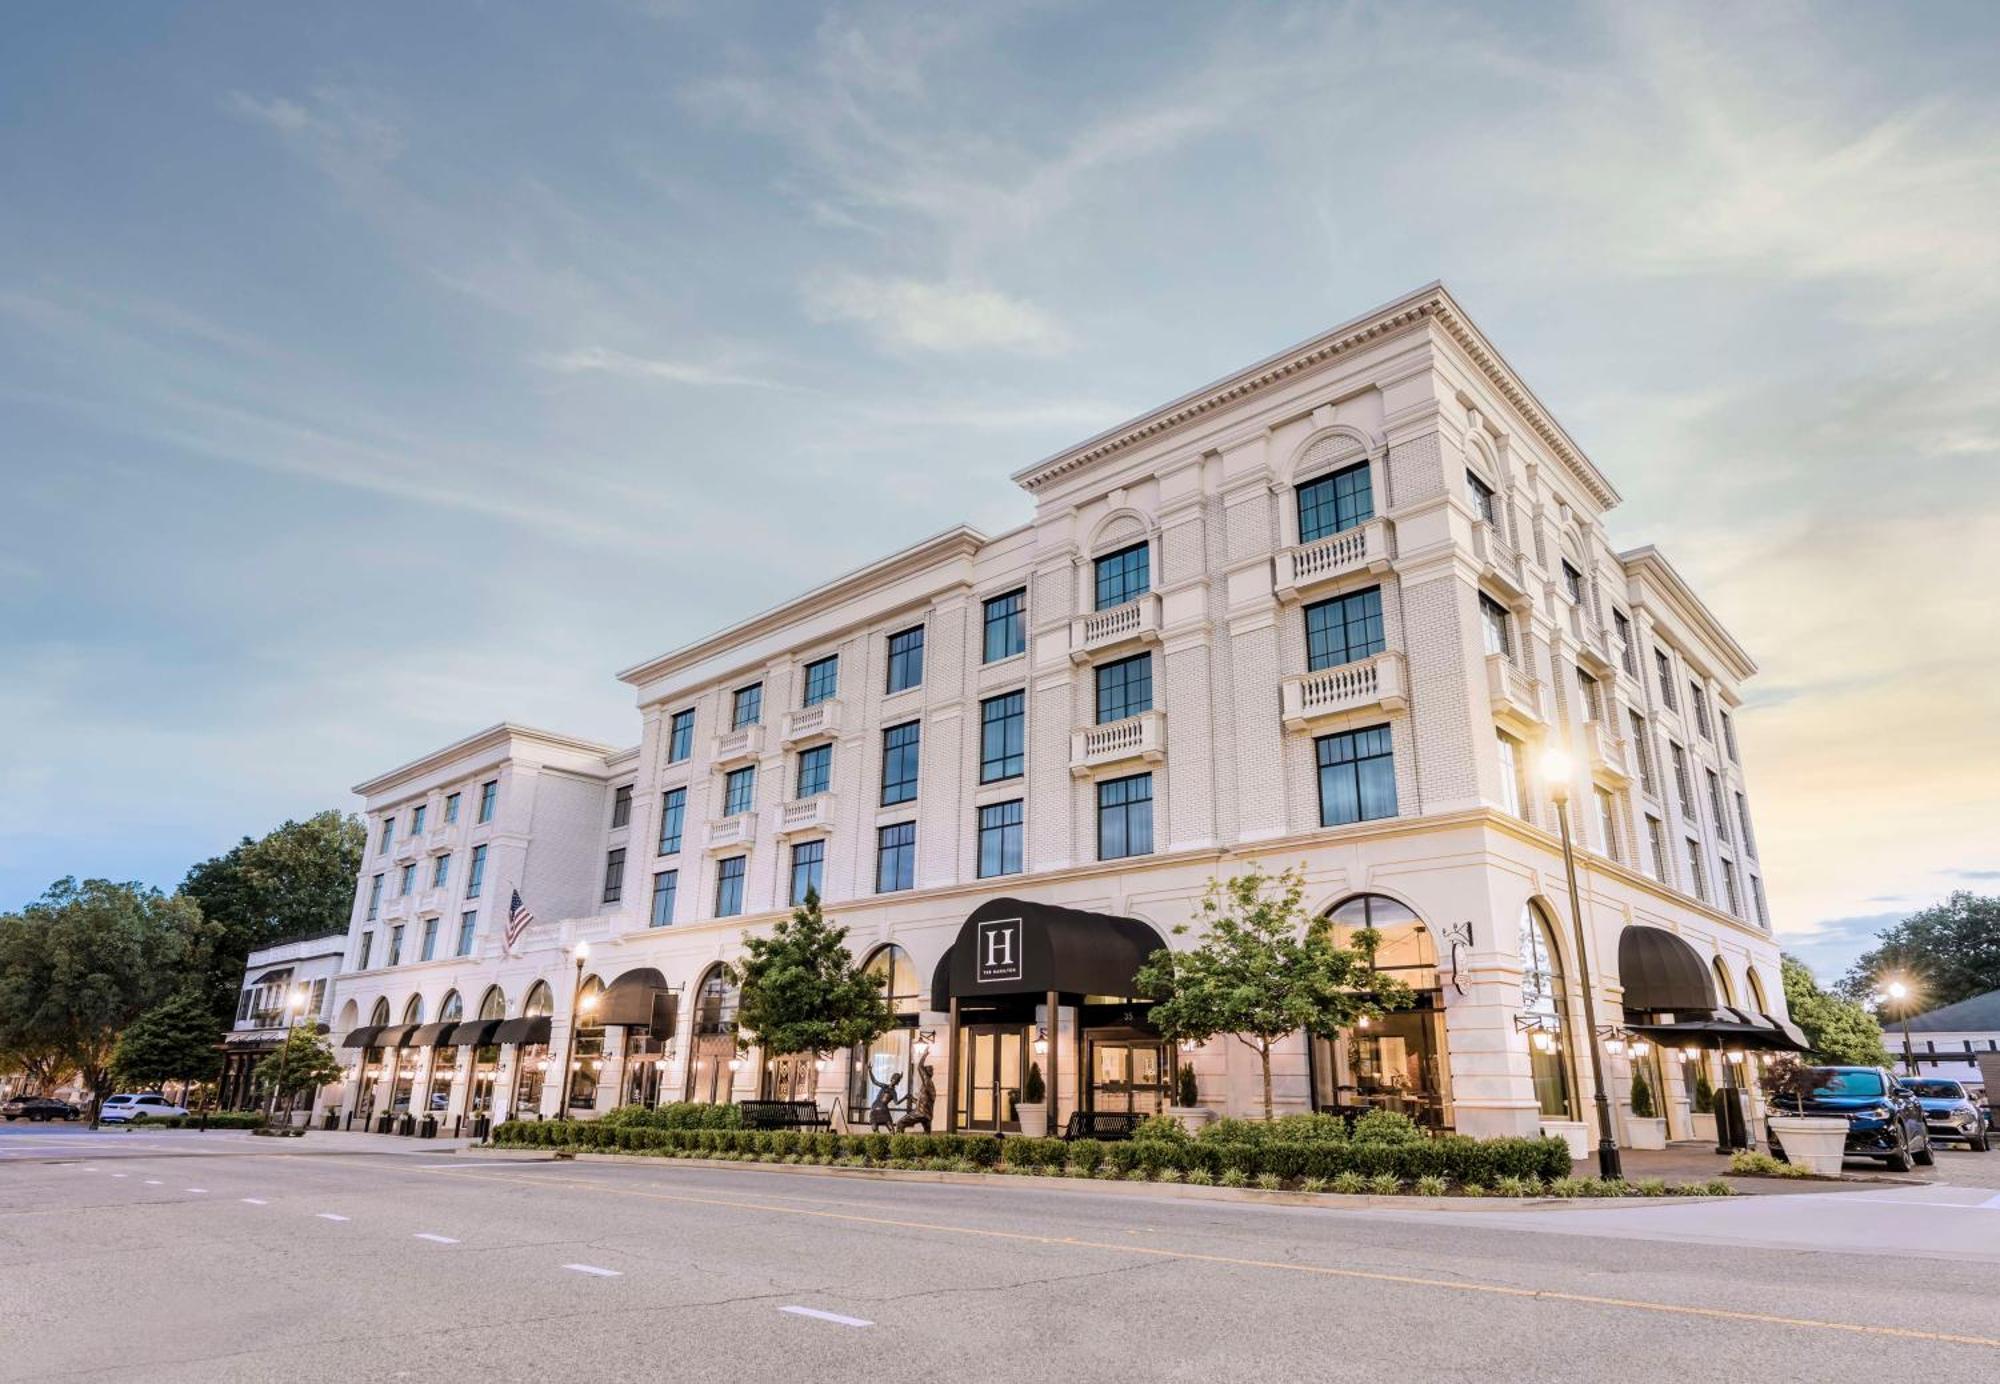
1884 977 1916 1076
554 941 590 1120
1538 747 1622 1181
267 984 311 1126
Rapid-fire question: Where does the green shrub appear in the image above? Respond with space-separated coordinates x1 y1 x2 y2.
1633 1177 1669 1197
1459 1182 1486 1197
1299 1176 1328 1194
1330 1171 1368 1195
1269 1112 1349 1144
1219 1168 1249 1188
1693 1069 1714 1115
1630 1068 1657 1120
1067 1139 1104 1172
1367 1172 1402 1196
1548 1176 1588 1198
1351 1108 1423 1145
1729 1150 1808 1179
1414 1175 1448 1197
1176 1063 1199 1109
1185 1167 1215 1186
1254 1172 1283 1190
1133 1114 1190 1144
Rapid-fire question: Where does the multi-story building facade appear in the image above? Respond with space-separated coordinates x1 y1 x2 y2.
217 932 347 1110
325 284 1791 1149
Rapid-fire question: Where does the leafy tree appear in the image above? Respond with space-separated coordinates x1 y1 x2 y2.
111 988 223 1092
1783 954 1891 1067
1629 1066 1656 1119
1839 892 2000 1012
730 890 895 1095
1136 866 1411 1120
253 1026 343 1105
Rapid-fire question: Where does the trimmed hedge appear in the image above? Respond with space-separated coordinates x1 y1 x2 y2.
598 1102 743 1131
114 1111 268 1130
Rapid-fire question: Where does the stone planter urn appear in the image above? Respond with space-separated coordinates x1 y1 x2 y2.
1769 1115 1849 1176
1168 1106 1215 1135
1015 1105 1049 1138
1690 1112 1717 1144
1542 1120 1589 1160
1624 1115 1667 1151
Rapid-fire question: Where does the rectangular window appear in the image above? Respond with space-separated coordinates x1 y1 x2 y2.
478 780 499 823
610 785 632 829
732 683 763 730
378 820 392 855
1298 462 1373 543
722 766 756 818
1690 683 1712 738
1645 815 1669 884
1466 469 1497 525
388 925 404 967
649 871 678 928
431 854 450 889
1752 875 1769 926
795 744 831 799
466 844 487 899
358 931 373 971
310 978 326 1017
420 917 438 962
982 588 1027 663
1595 788 1620 862
1093 542 1150 611
1496 731 1527 819
1614 610 1636 676
1721 710 1739 763
1096 773 1154 860
1670 743 1694 822
978 800 1024 878
714 856 746 917
1316 725 1398 826
1480 593 1512 659
444 791 461 824
602 848 626 904
668 708 695 762
1707 770 1730 844
1561 561 1584 604
657 787 685 855
885 626 925 694
1629 711 1656 795
399 863 417 897
1094 652 1153 724
456 911 476 956
1721 858 1742 917
801 654 839 707
366 874 383 921
980 691 1025 782
789 840 824 906
410 804 427 836
1655 651 1677 710
1735 792 1757 858
880 721 920 806
875 822 916 893
1304 587 1385 671
1684 838 1708 903
1576 668 1604 723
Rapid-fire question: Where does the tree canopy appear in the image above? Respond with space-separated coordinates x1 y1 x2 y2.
254 1026 344 1103
111 987 224 1090
1839 892 2000 1012
1782 954 1891 1067
730 890 895 1074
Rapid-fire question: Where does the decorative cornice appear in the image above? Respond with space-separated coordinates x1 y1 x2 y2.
352 723 620 799
1618 545 1758 681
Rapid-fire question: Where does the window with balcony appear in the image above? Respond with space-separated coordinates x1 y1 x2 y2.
420 917 439 962
366 874 383 920
1094 653 1153 724
1096 773 1153 860
1629 711 1656 794
714 855 746 917
1466 468 1498 525
1315 725 1396 826
650 870 678 927
1707 770 1730 844
978 800 1024 878
467 844 487 898
1480 593 1512 660
983 588 1027 663
1496 730 1528 820
1645 815 1669 885
881 721 920 805
795 744 831 799
399 863 417 897
885 626 925 694
1690 683 1712 738
611 784 632 829
875 822 916 893
658 787 685 854
789 839 824 905
444 791 460 824
732 683 763 730
723 766 756 818
1093 542 1150 611
668 708 695 762
431 854 450 889
1613 610 1636 675
802 654 839 707
980 691 1024 782
456 910 476 956
1595 787 1620 862
1298 461 1373 543
1669 742 1694 822
388 925 404 966
1684 838 1709 903
411 804 427 836
1654 651 1677 710
1736 792 1757 858
603 848 626 904
1304 586 1385 671
358 931 373 970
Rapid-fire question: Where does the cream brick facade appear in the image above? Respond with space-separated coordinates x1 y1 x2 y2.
326 284 1785 1145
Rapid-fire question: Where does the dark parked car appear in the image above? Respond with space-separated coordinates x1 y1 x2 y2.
2 1095 80 1122
1769 1066 1935 1171
1901 1078 1990 1151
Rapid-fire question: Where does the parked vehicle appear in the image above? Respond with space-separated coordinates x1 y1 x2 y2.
2 1095 80 1122
1901 1078 1991 1151
1768 1066 1934 1171
97 1093 190 1124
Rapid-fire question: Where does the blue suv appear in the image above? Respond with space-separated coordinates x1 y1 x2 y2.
1769 1066 1935 1172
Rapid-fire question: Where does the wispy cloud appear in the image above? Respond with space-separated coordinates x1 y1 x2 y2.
802 274 1068 354
537 345 794 391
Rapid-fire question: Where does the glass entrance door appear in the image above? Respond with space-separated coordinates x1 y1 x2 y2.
956 1025 1024 1132
1087 1035 1170 1115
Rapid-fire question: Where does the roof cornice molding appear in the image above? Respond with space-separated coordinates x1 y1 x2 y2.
1011 282 1620 511
351 722 617 798
1619 545 1757 681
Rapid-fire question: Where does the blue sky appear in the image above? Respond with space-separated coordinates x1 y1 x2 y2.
3 2 1996 982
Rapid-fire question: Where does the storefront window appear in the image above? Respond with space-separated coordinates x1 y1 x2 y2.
512 982 553 1116
849 946 920 1123
686 965 739 1105
1521 903 1577 1120
569 977 604 1113
1313 895 1451 1129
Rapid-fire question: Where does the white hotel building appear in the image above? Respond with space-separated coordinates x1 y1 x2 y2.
325 284 1792 1150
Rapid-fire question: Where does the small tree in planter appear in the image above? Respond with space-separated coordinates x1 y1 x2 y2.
1760 1056 1848 1175
1692 1067 1715 1114
253 1028 341 1131
731 890 895 1102
1630 1067 1656 1119
1137 866 1411 1121
1018 1062 1048 1137
1624 1064 1666 1149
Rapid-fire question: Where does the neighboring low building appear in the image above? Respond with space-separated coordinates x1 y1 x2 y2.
1893 989 2000 1093
217 933 346 1111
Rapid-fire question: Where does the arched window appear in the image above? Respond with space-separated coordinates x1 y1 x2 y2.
401 994 424 1025
685 964 740 1105
478 986 507 1021
1711 957 1736 1007
1311 895 1450 1128
1325 894 1435 989
1746 968 1769 1013
369 997 391 1027
336 998 359 1032
1520 903 1577 1121
568 977 607 1113
849 946 921 1119
864 945 920 1017
522 982 554 1018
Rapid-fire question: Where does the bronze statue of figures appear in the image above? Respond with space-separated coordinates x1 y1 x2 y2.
867 1071 903 1131
894 1062 935 1133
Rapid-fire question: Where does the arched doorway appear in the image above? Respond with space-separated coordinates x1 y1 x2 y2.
358 997 392 1123
427 991 464 1116
848 945 921 1125
1310 894 1452 1129
568 977 605 1115
468 986 506 1118
512 981 554 1115
390 995 425 1115
685 965 738 1105
1520 902 1578 1121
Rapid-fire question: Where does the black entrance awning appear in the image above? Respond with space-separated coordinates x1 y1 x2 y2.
599 968 678 1038
493 1015 552 1046
374 1024 417 1049
1625 1005 1808 1052
1617 926 1717 1013
408 1021 458 1046
340 1025 384 1049
931 898 1169 1006
446 1018 503 1049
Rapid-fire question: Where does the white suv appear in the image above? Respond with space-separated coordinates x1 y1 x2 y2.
99 1093 190 1123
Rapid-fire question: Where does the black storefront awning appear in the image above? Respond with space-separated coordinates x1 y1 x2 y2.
408 1021 458 1046
931 897 1170 1006
374 1024 418 1049
1617 926 1717 1013
599 968 678 1038
493 1015 552 1046
1625 1006 1808 1052
340 1025 384 1049
446 1018 503 1049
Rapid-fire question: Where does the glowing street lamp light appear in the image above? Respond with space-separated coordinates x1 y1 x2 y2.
1538 743 1621 1181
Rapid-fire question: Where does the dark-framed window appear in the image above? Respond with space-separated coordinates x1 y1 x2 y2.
650 870 678 927
1690 683 1712 738
467 845 487 898
1298 461 1373 543
379 819 392 854
1480 592 1512 659
795 743 831 799
1736 791 1757 857
602 848 626 904
789 840 824 906
1096 773 1154 860
982 588 1026 663
881 721 920 805
667 709 695 763
456 911 476 956
1613 610 1636 675
1093 542 1150 611
1707 770 1730 843
366 874 383 920
885 626 925 694
723 766 756 817
658 787 685 855
1655 651 1677 709
1670 742 1694 820
411 804 427 836
420 917 438 962
444 791 461 823
978 800 1024 878
802 655 839 707
875 822 916 893
477 780 498 823
399 863 416 896
1466 468 1497 525
388 925 404 966
732 683 763 730
358 931 373 970
1629 710 1656 794
611 784 633 829
1721 710 1739 763
1315 725 1397 826
431 854 450 888
1304 586 1385 671
1094 652 1152 725
1576 667 1602 722
1561 561 1584 604
980 691 1025 782
714 856 747 917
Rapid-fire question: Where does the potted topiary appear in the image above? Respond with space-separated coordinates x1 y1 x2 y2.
1690 1066 1717 1144
1624 1066 1666 1150
1762 1056 1848 1176
1016 1062 1049 1138
1166 1061 1213 1134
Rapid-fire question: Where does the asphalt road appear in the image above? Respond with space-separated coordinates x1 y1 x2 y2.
4 1127 1999 1382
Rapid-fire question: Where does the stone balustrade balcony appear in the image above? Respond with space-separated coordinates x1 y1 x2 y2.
1279 651 1408 731
706 813 756 852
1069 593 1162 664
1069 709 1166 777
776 794 834 838
1274 518 1392 602
710 724 765 767
780 700 843 746
1486 652 1549 732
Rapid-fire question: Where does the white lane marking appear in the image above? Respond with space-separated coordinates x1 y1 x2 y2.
1982 1192 2000 1210
110 1172 127 1178
562 1264 621 1277
144 1179 162 1185
241 1198 267 1206
186 1188 207 1194
780 1306 873 1328
414 1233 459 1244
316 1213 350 1222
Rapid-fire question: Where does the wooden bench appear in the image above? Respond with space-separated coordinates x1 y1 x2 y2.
1061 1111 1144 1142
737 1100 830 1132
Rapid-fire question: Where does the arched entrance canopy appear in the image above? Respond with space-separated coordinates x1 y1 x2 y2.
931 898 1169 1006
599 967 678 1038
1619 926 1805 1050
341 1024 384 1049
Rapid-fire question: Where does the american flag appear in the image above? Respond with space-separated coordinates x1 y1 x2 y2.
504 889 536 952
